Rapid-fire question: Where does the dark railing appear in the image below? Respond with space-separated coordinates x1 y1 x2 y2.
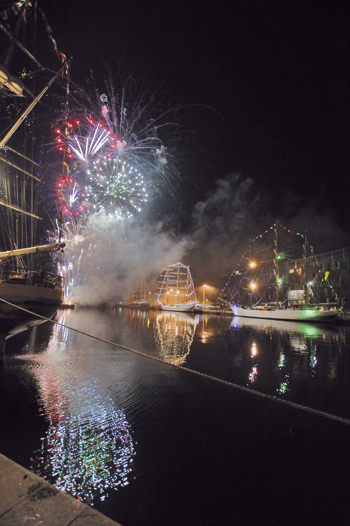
0 268 63 290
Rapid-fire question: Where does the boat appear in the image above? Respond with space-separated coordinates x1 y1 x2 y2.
161 303 196 313
157 262 197 312
0 246 65 333
0 1 66 334
226 222 339 323
231 304 339 322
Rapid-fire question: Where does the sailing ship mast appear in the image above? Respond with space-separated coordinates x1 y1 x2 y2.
303 231 309 306
274 223 279 308
0 242 65 260
0 64 66 152
0 1 68 264
157 263 197 307
272 223 311 307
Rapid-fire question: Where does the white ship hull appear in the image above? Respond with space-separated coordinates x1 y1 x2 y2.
231 305 339 323
161 303 196 313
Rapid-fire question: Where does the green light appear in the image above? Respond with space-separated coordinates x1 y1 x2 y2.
277 253 284 260
278 382 289 394
299 309 319 320
299 324 322 337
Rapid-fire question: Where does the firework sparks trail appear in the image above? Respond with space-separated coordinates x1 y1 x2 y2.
68 183 79 206
55 71 181 198
99 86 176 190
56 176 89 218
68 124 111 162
50 219 94 299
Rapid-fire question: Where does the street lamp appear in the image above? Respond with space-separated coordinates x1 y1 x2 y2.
203 284 207 306
250 281 256 308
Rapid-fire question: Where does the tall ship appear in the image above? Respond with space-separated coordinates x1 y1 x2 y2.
125 279 150 308
0 1 66 334
157 262 197 312
226 222 339 323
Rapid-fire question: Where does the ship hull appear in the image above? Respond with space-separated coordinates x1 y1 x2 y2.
231 305 339 323
161 304 196 313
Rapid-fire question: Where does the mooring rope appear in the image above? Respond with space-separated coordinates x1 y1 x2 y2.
1 297 349 426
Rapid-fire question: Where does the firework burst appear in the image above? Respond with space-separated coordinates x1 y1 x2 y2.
48 68 188 268
84 156 148 218
56 70 181 197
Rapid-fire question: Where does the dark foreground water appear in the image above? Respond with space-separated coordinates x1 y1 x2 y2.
1 307 349 525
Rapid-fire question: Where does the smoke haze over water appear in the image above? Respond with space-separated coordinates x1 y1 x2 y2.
65 174 348 306
68 215 189 305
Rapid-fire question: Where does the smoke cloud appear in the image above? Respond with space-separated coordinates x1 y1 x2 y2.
68 215 189 305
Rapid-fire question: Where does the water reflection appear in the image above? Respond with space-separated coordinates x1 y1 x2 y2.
31 399 134 504
16 316 135 505
199 314 217 343
2 307 349 526
154 312 199 365
230 316 345 402
123 307 150 332
231 316 340 339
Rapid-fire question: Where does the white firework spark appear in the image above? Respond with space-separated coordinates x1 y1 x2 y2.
50 219 94 299
68 124 111 162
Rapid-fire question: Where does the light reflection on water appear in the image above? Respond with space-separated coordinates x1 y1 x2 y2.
32 402 134 503
14 314 136 505
228 316 348 412
154 312 199 365
2 307 349 524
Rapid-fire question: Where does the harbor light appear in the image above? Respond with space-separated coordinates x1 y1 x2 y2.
251 342 258 357
203 284 207 305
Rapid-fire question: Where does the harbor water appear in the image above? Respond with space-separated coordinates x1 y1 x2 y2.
0 307 349 525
